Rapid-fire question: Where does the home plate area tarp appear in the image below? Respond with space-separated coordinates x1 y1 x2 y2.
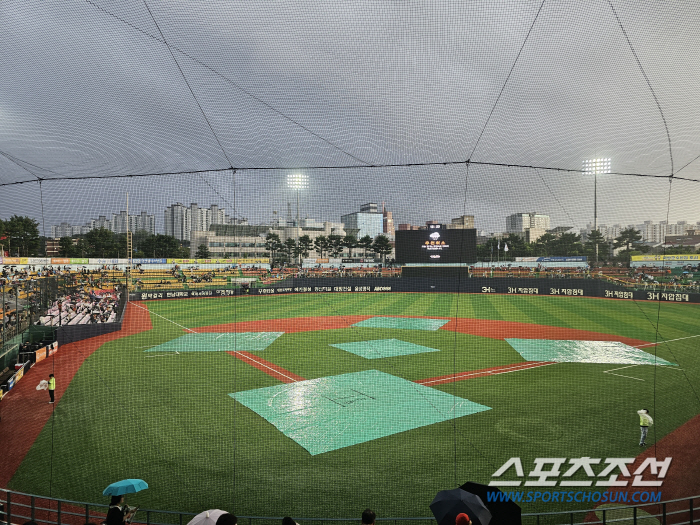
144 332 283 353
505 339 677 366
230 370 491 455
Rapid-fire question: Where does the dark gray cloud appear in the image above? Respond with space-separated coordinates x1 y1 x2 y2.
1 0 699 232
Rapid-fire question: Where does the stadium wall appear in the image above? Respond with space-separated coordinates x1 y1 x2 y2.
55 291 128 346
129 277 700 303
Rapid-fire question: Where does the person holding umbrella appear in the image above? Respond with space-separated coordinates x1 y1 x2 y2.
456 514 472 525
103 479 148 525
106 496 137 525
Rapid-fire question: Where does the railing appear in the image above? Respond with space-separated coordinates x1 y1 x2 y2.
1 489 696 525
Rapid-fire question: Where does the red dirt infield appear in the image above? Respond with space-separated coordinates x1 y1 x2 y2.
0 302 152 487
4 309 696 515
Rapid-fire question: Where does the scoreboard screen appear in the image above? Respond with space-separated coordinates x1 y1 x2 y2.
394 227 477 264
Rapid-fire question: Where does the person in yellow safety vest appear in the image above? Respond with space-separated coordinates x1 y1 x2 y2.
48 373 56 404
637 409 653 446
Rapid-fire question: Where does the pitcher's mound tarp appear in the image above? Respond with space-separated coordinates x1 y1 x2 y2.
230 369 491 455
330 338 440 359
352 317 449 331
144 332 283 353
505 339 677 366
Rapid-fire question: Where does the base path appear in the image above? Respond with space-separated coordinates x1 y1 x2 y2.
194 315 651 347
0 302 153 487
415 361 557 386
227 350 306 383
585 413 700 523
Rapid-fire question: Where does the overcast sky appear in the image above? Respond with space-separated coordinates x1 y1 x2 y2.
1 0 699 233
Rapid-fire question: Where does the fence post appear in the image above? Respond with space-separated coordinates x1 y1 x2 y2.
57 501 62 525
602 508 606 524
7 491 11 525
147 510 150 525
662 502 666 524
31 495 35 521
180 512 183 525
86 504 90 524
690 498 694 525
633 506 636 524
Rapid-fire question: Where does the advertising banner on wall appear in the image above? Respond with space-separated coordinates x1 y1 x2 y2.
515 256 588 263
28 257 50 264
69 258 89 264
132 258 167 264
166 258 268 264
90 258 124 265
2 258 21 264
632 255 700 262
51 258 71 264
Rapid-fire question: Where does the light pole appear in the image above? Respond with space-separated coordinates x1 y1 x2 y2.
287 174 308 266
582 158 611 264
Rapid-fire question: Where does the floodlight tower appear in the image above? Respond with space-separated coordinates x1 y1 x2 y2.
287 174 308 265
582 158 611 263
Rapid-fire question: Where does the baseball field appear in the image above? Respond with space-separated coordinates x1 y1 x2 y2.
6 292 700 518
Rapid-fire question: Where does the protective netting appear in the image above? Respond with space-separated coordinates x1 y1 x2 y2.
1 0 700 522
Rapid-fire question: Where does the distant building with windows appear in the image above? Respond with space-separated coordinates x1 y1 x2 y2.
50 211 155 238
341 203 384 239
164 203 237 242
190 222 346 258
448 215 475 229
506 212 550 242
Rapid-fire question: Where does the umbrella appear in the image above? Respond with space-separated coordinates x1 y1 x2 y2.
187 510 228 525
430 488 492 525
460 482 521 525
103 479 149 496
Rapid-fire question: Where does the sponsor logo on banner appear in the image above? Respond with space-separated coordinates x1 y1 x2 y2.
14 365 25 384
632 254 700 262
70 258 89 264
35 347 47 364
28 257 50 264
3 258 21 264
52 258 71 264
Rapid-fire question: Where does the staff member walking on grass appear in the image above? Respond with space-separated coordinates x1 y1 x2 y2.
638 409 653 446
48 374 55 403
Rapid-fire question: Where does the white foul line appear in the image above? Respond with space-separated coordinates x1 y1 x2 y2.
129 301 197 333
418 362 557 385
231 351 298 382
635 334 700 348
603 364 644 381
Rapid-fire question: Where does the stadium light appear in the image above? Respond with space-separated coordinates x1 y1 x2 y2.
582 158 611 263
287 174 308 265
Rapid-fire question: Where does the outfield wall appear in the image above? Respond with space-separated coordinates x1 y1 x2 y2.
130 277 700 303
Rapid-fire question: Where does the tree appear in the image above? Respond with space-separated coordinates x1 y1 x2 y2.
265 233 283 261
327 234 344 257
584 229 608 263
533 233 557 257
614 227 643 265
343 234 358 258
313 235 329 258
358 235 373 257
195 243 211 259
85 227 116 257
550 232 582 256
298 235 313 259
153 234 185 258
58 236 76 257
74 238 89 257
372 235 393 264
502 234 529 259
283 238 297 264
4 215 41 256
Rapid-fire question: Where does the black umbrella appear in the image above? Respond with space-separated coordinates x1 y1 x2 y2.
460 482 521 525
430 488 492 525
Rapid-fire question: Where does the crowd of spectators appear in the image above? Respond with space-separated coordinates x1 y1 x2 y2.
37 291 120 326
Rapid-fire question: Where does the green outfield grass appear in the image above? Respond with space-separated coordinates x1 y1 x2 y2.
9 293 700 518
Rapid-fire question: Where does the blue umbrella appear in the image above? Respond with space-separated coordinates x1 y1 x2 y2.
103 479 149 496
